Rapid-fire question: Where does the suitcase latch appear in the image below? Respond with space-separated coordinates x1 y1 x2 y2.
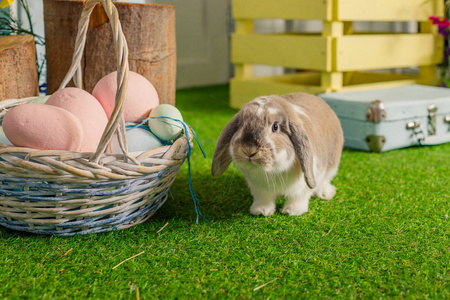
406 121 426 145
445 116 450 125
366 100 386 123
428 105 438 136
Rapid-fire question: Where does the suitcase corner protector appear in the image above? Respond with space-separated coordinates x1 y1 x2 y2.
365 135 386 152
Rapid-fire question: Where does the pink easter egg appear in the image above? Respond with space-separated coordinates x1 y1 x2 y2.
92 71 160 123
46 87 108 152
3 103 83 151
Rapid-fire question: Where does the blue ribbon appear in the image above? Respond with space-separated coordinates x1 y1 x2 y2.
129 116 208 224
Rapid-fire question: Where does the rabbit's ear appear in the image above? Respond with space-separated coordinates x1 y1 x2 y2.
211 112 241 177
288 121 316 189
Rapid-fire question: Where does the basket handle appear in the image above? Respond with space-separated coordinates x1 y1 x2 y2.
59 0 134 164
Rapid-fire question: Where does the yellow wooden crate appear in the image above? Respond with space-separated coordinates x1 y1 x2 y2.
230 0 444 108
230 72 427 108
233 0 441 21
232 33 442 72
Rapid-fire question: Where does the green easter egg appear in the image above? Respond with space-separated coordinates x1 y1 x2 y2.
148 104 183 140
29 95 51 104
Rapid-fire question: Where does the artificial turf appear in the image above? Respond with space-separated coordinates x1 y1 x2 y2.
0 85 449 299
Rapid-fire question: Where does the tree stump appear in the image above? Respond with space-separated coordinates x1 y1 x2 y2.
44 0 176 105
0 35 39 101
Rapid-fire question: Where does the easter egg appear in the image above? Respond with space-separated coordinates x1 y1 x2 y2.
3 103 83 151
92 71 159 123
148 104 183 141
46 87 108 152
108 127 163 155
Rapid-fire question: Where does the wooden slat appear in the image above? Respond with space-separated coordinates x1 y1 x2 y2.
232 33 331 71
336 34 443 71
229 71 432 108
232 0 442 21
232 0 331 20
230 73 327 108
339 79 419 93
348 72 417 84
337 0 442 21
234 20 254 79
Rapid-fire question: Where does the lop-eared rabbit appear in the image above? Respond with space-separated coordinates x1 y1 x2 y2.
212 93 344 216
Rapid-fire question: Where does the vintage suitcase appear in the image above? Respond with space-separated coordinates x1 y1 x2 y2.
319 84 450 152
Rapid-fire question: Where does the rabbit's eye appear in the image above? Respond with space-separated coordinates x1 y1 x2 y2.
272 123 279 132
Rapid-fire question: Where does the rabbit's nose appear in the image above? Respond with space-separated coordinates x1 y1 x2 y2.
242 148 258 158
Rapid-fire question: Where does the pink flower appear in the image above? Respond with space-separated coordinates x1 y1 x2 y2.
430 16 440 23
429 16 450 28
429 16 450 38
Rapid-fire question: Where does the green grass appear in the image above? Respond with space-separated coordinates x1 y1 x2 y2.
1 85 449 299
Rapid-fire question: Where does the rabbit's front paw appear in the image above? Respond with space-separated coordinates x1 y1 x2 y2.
281 201 309 216
250 202 276 216
314 183 336 200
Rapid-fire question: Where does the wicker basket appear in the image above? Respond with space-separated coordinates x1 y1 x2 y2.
0 0 190 236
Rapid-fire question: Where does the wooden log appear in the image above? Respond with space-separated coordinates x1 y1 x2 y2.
0 35 39 101
44 0 176 105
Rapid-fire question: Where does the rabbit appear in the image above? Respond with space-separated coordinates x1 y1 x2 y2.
211 92 344 216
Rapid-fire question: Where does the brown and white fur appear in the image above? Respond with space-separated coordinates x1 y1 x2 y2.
211 92 344 216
